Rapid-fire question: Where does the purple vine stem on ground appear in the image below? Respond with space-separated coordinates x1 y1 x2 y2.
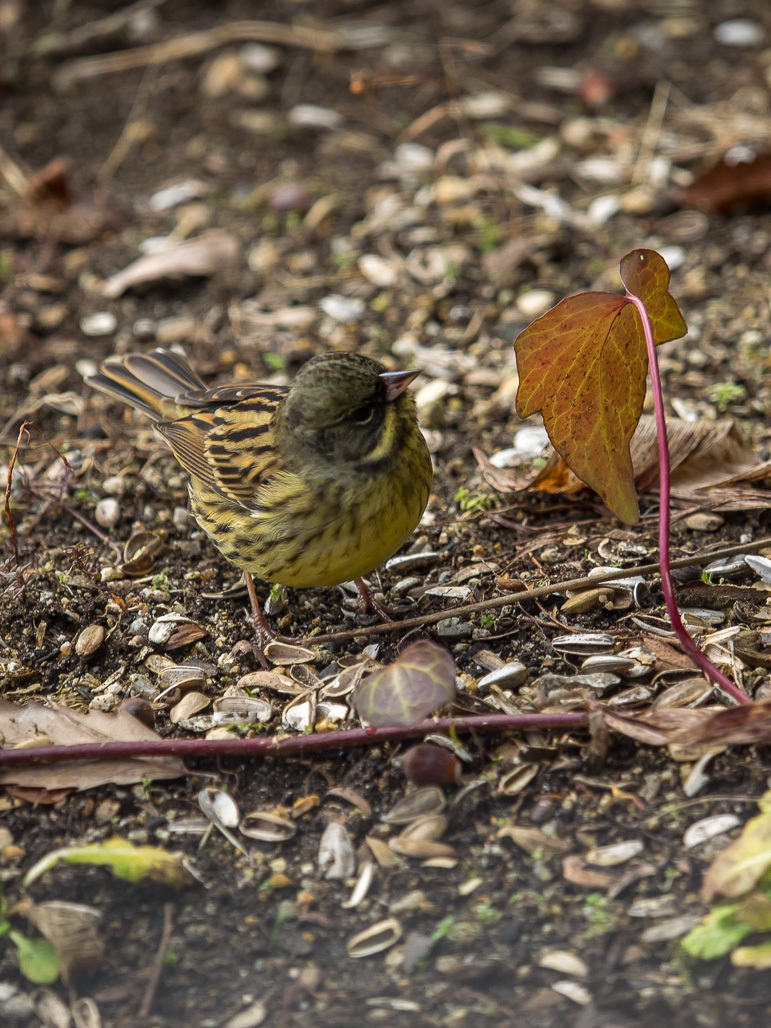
628 289 749 704
0 712 588 766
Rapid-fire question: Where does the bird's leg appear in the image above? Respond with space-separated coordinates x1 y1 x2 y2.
353 577 397 622
243 572 277 644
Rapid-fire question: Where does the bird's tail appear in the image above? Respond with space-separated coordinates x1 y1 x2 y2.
85 348 207 421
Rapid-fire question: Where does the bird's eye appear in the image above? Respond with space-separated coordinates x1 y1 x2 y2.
352 406 374 424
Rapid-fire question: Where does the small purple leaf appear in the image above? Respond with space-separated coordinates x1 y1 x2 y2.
353 640 456 728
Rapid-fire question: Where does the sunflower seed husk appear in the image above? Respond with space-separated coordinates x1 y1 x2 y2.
321 660 376 698
282 691 316 732
607 685 652 708
745 554 771 583
478 662 527 692
534 672 620 695
382 786 446 824
74 624 105 658
683 814 740 849
347 918 402 958
264 641 316 664
366 836 399 867
170 691 211 722
121 530 164 576
318 821 356 879
240 811 296 842
538 949 588 977
199 788 240 828
388 837 456 859
213 693 272 722
238 670 302 694
158 665 207 691
289 663 322 689
396 813 447 841
703 557 748 578
679 608 726 628
342 861 375 909
497 763 539 795
551 633 615 655
653 677 712 708
148 613 195 646
580 655 637 675
585 839 644 866
385 551 440 572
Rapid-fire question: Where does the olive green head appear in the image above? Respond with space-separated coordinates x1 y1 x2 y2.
276 352 420 467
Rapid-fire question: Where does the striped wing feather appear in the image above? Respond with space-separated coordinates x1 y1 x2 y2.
158 388 288 507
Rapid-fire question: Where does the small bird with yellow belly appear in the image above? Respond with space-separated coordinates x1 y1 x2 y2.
86 348 433 637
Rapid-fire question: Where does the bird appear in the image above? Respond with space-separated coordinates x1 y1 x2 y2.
85 348 433 638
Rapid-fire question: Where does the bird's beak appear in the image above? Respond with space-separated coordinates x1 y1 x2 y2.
380 368 421 403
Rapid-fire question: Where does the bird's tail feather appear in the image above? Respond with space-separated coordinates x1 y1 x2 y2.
86 348 206 420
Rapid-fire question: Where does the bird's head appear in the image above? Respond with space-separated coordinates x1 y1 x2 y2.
277 351 421 468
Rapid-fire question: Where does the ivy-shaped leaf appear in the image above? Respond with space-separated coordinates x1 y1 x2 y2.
515 249 686 524
353 640 456 727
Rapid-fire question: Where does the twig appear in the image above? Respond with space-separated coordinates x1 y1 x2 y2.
0 712 588 767
32 0 168 56
137 902 175 1020
4 422 30 565
302 535 771 645
53 20 343 89
632 80 671 186
96 62 159 188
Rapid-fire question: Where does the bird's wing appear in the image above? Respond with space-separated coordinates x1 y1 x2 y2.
157 386 289 507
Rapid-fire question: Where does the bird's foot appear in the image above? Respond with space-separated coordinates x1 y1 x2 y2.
243 572 277 647
351 577 409 622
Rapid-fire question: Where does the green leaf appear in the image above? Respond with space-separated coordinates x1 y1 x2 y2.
353 640 456 727
702 794 771 902
681 905 751 960
23 837 194 889
731 941 771 969
9 932 59 984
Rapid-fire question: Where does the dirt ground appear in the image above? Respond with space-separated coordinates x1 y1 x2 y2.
4 2 771 1026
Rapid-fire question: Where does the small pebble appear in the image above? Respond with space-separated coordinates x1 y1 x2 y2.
288 104 344 130
155 315 197 344
319 294 365 322
240 43 281 74
148 180 209 211
436 618 473 639
101 475 125 497
358 253 398 287
714 19 765 46
685 512 724 532
95 497 120 529
516 289 555 318
172 506 189 529
133 317 156 340
81 311 117 336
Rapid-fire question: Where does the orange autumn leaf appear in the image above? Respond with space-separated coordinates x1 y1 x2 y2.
514 249 686 524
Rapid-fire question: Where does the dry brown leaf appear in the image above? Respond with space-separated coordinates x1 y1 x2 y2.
670 699 771 748
478 416 771 512
0 700 185 791
102 229 239 298
602 706 716 747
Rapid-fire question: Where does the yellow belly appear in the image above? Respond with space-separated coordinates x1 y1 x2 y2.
190 450 432 588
